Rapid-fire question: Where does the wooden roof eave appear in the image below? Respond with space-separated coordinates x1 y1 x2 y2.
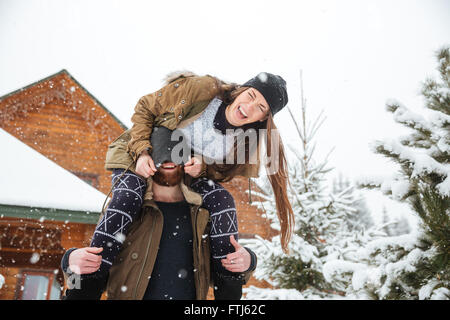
0 69 128 130
0 204 100 225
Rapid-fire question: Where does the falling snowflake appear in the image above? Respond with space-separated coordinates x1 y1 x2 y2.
178 269 188 279
257 72 268 83
115 232 126 243
30 252 40 264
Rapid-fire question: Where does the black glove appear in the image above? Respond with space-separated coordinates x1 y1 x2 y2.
60 248 107 300
213 272 245 300
62 271 108 300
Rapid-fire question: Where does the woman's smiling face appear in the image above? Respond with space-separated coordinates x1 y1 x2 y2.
225 88 270 126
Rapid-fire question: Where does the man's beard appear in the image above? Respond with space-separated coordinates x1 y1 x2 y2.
152 165 184 186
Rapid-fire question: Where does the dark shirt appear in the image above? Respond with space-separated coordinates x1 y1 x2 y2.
143 200 196 300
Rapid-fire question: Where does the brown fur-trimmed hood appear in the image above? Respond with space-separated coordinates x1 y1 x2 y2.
162 70 237 87
162 70 199 85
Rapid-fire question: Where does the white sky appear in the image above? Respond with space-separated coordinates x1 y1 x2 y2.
1 0 449 223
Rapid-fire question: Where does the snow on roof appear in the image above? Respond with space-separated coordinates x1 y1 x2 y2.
0 128 107 212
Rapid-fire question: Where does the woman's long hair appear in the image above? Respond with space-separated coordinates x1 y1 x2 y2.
210 77 294 254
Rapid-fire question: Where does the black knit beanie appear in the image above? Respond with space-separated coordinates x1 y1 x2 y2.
150 126 189 167
242 72 288 116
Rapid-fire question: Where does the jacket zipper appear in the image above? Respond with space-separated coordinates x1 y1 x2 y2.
193 206 204 298
194 206 201 256
133 213 157 299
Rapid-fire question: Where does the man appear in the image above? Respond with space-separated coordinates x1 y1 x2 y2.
60 128 257 300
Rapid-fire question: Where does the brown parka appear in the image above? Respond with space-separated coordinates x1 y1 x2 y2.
105 71 261 180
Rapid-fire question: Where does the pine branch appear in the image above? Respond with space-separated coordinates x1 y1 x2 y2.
307 109 326 143
287 105 304 142
386 101 433 137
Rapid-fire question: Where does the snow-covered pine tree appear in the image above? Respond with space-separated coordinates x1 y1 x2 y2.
243 71 366 299
325 46 450 300
380 206 398 237
333 173 374 232
381 211 411 237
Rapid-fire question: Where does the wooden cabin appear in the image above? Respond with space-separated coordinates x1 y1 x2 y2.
0 70 274 300
0 127 107 299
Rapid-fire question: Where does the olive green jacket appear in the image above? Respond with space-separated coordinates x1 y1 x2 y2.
104 178 254 300
106 178 213 300
62 178 254 300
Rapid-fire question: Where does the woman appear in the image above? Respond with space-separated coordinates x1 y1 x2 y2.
90 71 294 285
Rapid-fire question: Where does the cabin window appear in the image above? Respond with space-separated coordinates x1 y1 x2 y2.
17 270 61 300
